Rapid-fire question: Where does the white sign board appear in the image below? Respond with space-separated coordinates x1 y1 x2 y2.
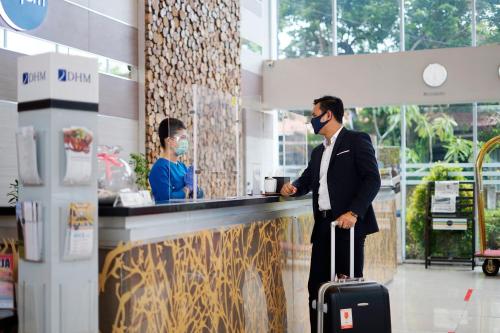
17 53 98 104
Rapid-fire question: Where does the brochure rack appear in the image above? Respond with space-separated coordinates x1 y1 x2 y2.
17 53 99 333
424 181 475 269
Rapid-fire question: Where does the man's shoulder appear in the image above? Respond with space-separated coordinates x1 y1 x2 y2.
343 128 371 141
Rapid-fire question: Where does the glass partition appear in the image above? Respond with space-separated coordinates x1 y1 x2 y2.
192 85 241 199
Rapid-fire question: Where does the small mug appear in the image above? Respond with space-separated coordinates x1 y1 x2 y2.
264 177 277 194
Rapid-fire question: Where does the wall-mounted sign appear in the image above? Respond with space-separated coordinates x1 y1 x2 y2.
422 63 447 88
0 0 48 31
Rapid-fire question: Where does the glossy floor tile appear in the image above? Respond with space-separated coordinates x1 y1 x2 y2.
388 264 500 333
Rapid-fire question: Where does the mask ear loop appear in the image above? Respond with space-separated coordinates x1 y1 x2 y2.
317 110 332 124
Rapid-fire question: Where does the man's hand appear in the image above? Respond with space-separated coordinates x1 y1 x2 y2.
337 211 357 229
280 182 297 197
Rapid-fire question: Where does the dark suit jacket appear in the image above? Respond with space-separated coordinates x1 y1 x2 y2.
292 128 381 243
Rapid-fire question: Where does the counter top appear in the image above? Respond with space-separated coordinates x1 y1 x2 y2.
100 186 394 217
99 195 290 217
0 186 395 218
0 206 14 216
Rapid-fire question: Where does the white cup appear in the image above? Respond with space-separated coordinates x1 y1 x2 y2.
264 177 277 194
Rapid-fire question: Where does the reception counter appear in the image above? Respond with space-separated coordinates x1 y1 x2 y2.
0 189 397 333
97 189 397 333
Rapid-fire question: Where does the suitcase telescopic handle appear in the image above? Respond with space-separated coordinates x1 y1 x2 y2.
331 221 355 281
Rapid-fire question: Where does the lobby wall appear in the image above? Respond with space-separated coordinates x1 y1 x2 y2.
144 0 241 197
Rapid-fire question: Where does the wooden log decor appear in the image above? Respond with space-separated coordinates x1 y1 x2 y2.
144 0 241 198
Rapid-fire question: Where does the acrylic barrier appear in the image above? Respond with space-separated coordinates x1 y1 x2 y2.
192 85 241 199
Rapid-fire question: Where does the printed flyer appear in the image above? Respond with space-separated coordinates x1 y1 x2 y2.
64 203 95 260
0 254 14 309
63 127 94 185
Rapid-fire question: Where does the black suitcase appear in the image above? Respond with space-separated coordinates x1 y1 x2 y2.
313 221 392 333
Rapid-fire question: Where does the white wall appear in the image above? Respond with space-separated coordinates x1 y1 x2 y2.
263 44 500 109
97 115 139 159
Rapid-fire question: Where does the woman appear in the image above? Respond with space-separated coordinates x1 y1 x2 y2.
149 118 203 203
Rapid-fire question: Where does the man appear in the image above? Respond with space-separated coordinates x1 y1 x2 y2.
280 96 381 331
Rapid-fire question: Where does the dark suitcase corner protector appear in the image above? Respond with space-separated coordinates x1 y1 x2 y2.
382 284 392 332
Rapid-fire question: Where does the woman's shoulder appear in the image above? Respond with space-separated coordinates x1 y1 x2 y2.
150 158 169 173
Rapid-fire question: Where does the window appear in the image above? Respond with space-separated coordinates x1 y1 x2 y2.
405 104 474 164
277 110 309 178
242 38 263 55
405 0 472 51
347 106 402 172
337 0 400 55
477 102 500 251
476 0 500 46
108 59 133 80
404 103 475 259
0 27 137 81
5 30 56 55
278 0 333 58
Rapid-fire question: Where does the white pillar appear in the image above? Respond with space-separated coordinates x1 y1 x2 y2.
17 53 99 333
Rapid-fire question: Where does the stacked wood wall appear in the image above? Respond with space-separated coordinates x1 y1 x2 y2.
145 0 241 197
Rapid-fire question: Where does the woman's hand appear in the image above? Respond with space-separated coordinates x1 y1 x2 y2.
183 187 191 199
184 166 194 191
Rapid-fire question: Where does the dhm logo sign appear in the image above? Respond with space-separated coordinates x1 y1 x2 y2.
0 0 48 31
57 69 92 83
22 71 46 85
21 70 91 85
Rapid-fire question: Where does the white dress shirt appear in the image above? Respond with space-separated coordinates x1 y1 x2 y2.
318 126 343 211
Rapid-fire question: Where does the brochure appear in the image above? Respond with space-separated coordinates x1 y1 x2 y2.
435 181 459 198
431 195 456 213
0 254 14 309
16 201 43 262
64 203 94 260
16 126 42 185
63 127 94 185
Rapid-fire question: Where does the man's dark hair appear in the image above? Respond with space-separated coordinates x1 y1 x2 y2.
313 96 344 123
158 118 186 148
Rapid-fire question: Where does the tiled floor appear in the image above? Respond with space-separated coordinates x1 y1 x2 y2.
388 264 500 333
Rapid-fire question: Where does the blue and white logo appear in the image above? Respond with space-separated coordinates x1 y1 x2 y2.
0 0 48 31
22 71 46 85
58 69 66 82
57 69 91 84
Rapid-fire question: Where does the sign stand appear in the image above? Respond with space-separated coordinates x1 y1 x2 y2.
17 53 99 333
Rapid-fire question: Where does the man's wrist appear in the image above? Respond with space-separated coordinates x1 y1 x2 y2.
348 211 358 219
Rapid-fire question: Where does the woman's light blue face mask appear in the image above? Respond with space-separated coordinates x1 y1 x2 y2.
173 134 189 156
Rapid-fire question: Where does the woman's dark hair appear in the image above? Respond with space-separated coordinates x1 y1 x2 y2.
313 96 344 123
158 118 186 148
